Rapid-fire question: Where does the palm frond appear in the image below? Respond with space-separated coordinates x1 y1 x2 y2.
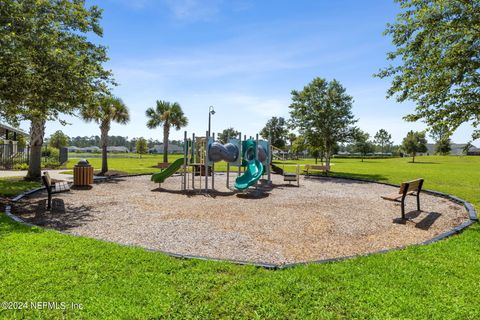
146 100 188 131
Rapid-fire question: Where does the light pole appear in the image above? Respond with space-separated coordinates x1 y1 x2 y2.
207 106 215 191
208 106 215 137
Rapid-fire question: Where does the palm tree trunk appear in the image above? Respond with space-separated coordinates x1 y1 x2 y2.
26 117 46 180
163 124 169 163
100 121 110 174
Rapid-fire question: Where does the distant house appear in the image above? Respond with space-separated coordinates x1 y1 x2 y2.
68 146 101 153
149 144 183 154
1 123 28 156
107 146 129 153
0 123 28 142
417 143 480 156
467 146 480 156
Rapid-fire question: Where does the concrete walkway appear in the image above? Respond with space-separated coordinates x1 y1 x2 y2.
0 169 73 181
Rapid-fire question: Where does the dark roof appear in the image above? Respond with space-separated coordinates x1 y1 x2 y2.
0 123 28 136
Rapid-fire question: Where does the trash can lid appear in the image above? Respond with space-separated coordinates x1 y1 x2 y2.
76 159 90 167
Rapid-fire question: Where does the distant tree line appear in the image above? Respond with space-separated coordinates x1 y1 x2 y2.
46 131 183 152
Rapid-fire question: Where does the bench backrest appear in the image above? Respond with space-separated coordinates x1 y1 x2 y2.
158 162 170 169
42 171 52 188
399 179 424 194
42 171 54 195
305 164 330 170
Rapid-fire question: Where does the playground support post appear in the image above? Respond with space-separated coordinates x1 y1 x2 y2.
183 131 187 191
256 134 259 161
238 132 242 176
243 135 247 175
192 133 195 189
226 162 230 188
226 132 230 188
267 135 271 184
205 131 208 193
212 133 215 190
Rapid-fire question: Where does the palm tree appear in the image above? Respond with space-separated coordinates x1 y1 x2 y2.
146 100 188 163
81 95 130 174
287 133 297 148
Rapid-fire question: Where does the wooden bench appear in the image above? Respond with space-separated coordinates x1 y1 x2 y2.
283 165 300 186
381 178 424 219
303 164 330 176
157 162 170 170
42 172 70 210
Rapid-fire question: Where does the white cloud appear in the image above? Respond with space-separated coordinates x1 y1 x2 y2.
111 48 307 84
163 0 222 22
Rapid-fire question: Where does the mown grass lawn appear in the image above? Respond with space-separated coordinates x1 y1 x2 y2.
1 156 479 319
65 154 183 174
278 156 480 208
0 178 41 198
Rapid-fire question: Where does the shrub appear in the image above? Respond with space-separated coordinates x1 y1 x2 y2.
41 146 59 159
42 158 61 169
13 163 29 170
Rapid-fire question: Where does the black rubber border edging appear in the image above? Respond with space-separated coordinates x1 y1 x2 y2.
4 173 477 270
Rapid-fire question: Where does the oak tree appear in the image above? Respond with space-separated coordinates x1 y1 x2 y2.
259 117 288 149
0 0 114 178
374 129 393 153
376 0 480 141
289 77 357 169
401 130 428 162
218 127 240 144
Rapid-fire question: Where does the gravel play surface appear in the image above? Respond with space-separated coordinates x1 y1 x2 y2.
13 174 468 265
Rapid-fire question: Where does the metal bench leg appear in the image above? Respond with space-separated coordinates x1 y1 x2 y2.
47 193 52 210
416 193 421 211
401 194 407 219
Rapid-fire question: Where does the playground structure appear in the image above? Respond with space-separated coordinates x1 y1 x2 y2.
151 131 271 192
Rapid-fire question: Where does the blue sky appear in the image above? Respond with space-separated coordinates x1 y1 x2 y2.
31 0 476 144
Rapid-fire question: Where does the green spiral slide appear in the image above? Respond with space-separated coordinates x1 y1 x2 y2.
234 139 264 190
151 157 184 184
234 159 263 190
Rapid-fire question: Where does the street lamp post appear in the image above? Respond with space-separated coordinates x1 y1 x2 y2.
206 106 215 192
208 106 215 138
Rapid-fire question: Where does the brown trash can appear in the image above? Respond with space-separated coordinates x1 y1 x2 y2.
73 159 94 186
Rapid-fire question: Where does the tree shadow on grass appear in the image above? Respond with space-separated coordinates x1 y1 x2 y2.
0 179 41 198
407 161 440 165
0 212 44 237
305 172 388 183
